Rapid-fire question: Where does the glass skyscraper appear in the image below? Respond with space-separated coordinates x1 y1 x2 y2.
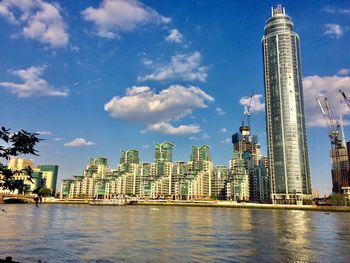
262 5 311 204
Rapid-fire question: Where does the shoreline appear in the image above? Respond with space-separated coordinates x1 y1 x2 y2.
6 198 349 212
134 200 350 212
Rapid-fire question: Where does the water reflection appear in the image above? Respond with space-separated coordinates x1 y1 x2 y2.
1 205 350 262
269 210 314 262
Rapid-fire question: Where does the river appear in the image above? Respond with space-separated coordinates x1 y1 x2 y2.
1 204 350 262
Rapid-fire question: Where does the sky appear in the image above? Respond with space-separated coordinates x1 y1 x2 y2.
1 0 350 196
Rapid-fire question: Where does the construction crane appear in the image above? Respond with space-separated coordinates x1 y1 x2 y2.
243 89 254 128
339 89 350 111
316 97 343 149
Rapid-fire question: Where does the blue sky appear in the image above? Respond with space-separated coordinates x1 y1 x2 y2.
1 0 350 195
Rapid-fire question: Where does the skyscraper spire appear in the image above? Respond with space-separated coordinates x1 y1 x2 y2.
271 4 285 16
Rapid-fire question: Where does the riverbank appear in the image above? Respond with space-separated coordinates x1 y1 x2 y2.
135 200 350 212
34 198 350 212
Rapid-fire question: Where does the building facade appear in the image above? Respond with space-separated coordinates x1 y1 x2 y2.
60 141 271 203
262 5 311 204
154 142 175 162
119 149 139 172
37 165 58 196
330 147 350 193
228 151 250 201
2 159 58 196
232 125 261 165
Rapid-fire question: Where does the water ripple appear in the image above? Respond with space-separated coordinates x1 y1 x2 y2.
1 205 350 262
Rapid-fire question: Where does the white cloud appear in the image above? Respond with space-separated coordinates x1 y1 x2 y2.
303 75 350 127
239 94 265 113
105 85 214 135
0 2 17 24
141 58 153 66
324 23 344 39
138 52 209 82
36 131 52 135
323 6 350 14
161 17 171 24
54 137 62 141
323 6 336 13
221 128 227 133
64 138 96 147
105 85 214 122
189 132 210 140
201 132 210 140
142 144 149 148
221 138 231 144
165 28 183 43
82 0 169 39
0 0 68 48
70 45 80 52
145 122 201 135
0 65 68 97
338 68 350 76
216 107 225 116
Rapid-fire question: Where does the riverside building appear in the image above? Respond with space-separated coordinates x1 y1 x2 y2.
262 5 312 204
232 125 261 166
1 158 58 196
61 143 215 201
61 141 271 203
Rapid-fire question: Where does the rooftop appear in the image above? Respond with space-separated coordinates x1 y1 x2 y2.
272 4 286 16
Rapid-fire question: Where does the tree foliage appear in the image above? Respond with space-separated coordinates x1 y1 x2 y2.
329 193 348 206
0 127 40 192
39 187 51 196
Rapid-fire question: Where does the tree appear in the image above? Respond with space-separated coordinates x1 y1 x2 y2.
0 127 40 192
39 187 51 196
329 193 347 206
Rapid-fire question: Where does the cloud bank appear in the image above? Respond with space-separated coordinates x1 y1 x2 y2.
0 65 68 97
105 85 214 135
303 75 350 127
0 0 68 48
239 94 265 113
165 29 183 43
82 0 169 39
324 23 344 39
36 131 52 135
138 52 209 82
64 138 96 147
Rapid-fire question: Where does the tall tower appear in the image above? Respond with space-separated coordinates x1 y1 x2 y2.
262 5 311 204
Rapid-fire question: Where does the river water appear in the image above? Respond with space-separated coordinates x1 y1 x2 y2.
1 204 350 262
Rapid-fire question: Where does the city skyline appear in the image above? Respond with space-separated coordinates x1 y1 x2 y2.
1 1 350 196
59 137 268 202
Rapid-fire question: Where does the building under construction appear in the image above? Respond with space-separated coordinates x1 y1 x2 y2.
317 97 350 193
330 146 349 193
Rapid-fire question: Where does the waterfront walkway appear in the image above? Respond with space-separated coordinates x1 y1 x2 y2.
40 198 350 212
